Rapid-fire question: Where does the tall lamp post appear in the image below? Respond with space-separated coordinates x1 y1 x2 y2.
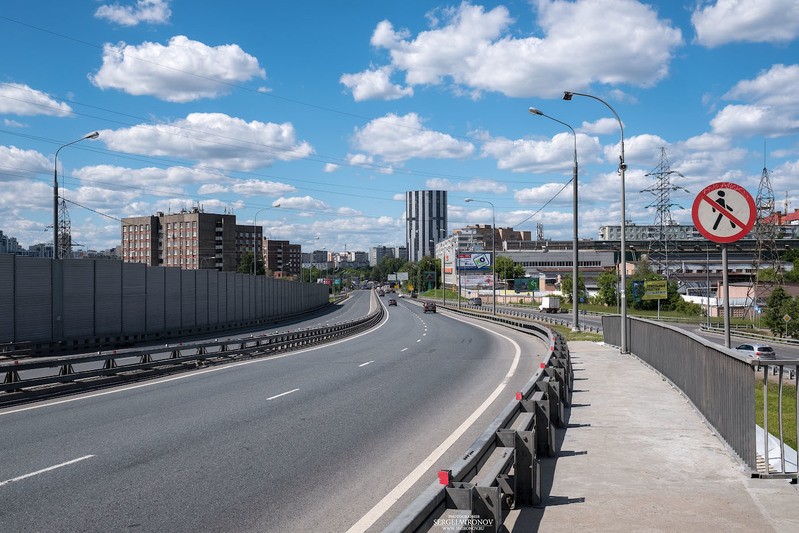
564 91 628 352
529 107 580 332
465 198 496 316
252 204 280 275
53 132 99 259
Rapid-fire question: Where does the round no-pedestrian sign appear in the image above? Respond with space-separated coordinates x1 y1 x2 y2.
691 182 756 243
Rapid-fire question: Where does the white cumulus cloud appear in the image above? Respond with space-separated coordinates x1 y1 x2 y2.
98 113 313 171
95 0 172 26
352 113 474 163
0 83 72 117
89 35 265 102
692 0 799 47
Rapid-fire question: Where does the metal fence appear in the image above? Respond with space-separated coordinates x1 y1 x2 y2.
0 255 329 354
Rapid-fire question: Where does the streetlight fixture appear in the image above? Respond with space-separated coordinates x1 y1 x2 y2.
529 107 580 332
564 91 628 353
465 198 496 316
53 132 99 259
252 204 280 276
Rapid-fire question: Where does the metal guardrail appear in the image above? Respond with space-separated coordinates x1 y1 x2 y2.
448 302 603 333
0 303 384 407
699 324 799 348
385 305 573 532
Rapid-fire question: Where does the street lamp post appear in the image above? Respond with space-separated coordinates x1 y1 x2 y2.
465 198 496 316
564 91 628 352
53 132 99 259
529 107 580 332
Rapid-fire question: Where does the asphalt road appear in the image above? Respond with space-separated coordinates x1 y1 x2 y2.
0 291 547 532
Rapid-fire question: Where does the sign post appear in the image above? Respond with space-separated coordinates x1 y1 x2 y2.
692 182 756 348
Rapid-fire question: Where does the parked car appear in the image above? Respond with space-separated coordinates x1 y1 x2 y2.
423 301 437 313
388 298 397 306
469 297 482 306
735 343 776 361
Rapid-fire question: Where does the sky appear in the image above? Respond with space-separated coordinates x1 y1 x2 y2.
1 0 798 255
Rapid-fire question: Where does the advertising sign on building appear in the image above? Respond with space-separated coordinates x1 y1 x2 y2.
457 252 492 270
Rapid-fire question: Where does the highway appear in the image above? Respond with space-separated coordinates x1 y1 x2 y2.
0 290 547 532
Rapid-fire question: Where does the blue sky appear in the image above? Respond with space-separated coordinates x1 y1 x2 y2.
1 0 798 255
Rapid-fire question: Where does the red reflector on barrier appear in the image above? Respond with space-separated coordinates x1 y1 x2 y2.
438 470 451 485
515 392 523 401
540 362 546 369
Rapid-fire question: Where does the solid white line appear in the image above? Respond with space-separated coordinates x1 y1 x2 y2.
346 320 522 533
0 455 95 487
359 361 374 367
267 388 299 400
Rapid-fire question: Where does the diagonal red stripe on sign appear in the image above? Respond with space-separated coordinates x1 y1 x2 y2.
697 190 748 229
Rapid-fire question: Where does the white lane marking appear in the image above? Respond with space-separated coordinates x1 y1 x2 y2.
0 297 392 417
346 319 522 533
416 339 422 343
0 455 95 487
359 361 374 367
401 348 408 352
267 388 299 400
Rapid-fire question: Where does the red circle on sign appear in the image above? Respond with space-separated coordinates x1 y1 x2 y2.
691 182 756 243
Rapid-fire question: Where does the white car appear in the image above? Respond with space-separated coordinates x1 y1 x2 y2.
735 343 776 361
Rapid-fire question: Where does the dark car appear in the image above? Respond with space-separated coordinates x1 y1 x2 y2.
388 298 397 306
735 343 776 361
423 301 436 313
469 297 482 306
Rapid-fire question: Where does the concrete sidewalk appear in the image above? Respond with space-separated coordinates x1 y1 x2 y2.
504 341 799 533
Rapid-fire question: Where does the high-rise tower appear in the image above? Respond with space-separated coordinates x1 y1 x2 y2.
406 190 447 262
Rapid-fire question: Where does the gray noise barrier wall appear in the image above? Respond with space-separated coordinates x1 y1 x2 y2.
0 256 329 353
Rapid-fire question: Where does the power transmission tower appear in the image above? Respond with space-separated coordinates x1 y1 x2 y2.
641 147 688 281
57 198 73 259
747 147 782 319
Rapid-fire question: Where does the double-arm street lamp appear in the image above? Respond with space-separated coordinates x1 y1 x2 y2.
465 198 496 316
563 91 628 352
53 132 99 259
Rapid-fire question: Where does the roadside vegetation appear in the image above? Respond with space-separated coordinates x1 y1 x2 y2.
756 380 797 451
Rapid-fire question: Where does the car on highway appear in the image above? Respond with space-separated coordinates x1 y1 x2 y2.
735 343 776 361
423 301 436 313
469 297 482 306
388 298 397 306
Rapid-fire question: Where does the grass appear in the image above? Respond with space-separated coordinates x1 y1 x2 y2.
755 380 798 451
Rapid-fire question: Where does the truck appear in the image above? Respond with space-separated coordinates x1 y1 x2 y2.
539 296 561 313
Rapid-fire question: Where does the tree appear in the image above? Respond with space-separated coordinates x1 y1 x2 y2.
237 251 264 275
763 286 792 336
495 255 524 281
595 270 617 307
560 272 587 304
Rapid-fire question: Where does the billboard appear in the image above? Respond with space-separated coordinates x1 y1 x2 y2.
457 252 492 271
461 273 494 287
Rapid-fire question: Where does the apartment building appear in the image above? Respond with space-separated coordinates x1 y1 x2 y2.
264 239 302 278
121 208 260 271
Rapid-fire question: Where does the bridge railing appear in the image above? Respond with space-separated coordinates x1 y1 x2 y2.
603 315 798 480
385 305 573 532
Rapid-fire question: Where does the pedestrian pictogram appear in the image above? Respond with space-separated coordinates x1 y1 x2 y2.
691 182 756 243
